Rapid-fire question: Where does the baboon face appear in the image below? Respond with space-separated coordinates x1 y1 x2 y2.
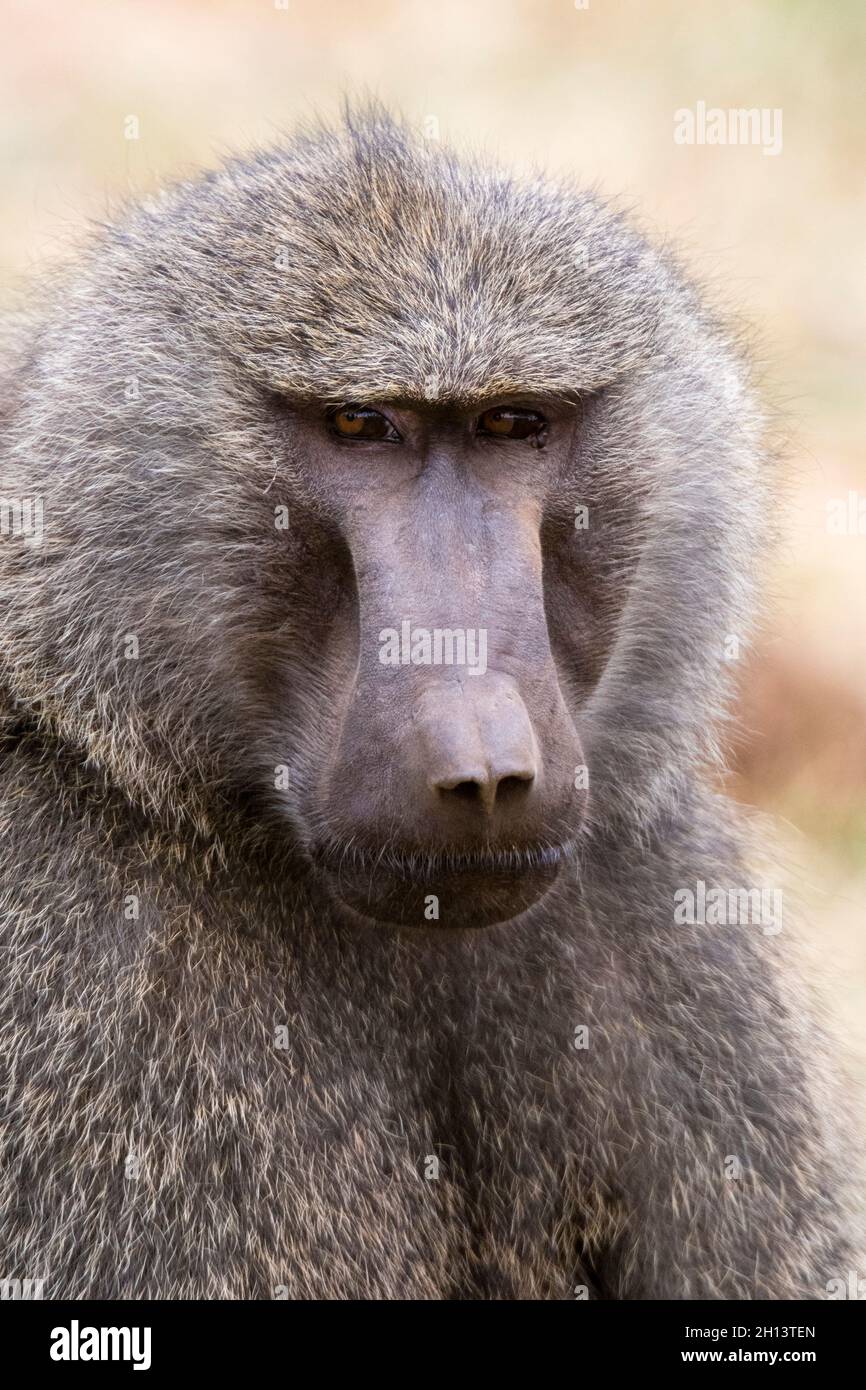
137 131 663 932
11 117 727 930
247 391 620 930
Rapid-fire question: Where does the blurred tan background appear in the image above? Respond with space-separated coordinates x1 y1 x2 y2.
1 0 864 1101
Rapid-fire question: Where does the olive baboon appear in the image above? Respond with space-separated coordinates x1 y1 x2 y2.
0 105 858 1298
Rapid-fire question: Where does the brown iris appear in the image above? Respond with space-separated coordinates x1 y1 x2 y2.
477 408 545 440
330 406 397 441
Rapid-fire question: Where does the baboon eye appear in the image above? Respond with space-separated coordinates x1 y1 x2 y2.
476 408 546 440
329 405 400 441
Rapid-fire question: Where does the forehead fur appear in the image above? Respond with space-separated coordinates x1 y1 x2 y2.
128 105 662 403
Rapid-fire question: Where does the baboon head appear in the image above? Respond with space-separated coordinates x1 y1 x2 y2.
0 105 763 929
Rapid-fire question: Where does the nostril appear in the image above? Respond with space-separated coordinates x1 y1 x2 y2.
450 780 484 803
496 773 534 802
434 769 535 811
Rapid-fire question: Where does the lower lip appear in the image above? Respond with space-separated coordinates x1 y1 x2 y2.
320 851 567 930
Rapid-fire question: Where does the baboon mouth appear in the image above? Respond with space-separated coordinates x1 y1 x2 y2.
313 838 574 929
313 836 575 876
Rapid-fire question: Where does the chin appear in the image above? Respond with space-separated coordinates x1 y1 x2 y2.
317 842 572 930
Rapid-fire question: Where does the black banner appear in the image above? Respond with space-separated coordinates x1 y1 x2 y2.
3 1297 863 1376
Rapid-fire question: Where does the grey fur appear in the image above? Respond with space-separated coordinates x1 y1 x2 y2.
0 104 858 1298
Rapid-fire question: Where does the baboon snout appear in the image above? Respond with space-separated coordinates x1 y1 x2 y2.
313 474 587 926
319 656 584 926
324 652 583 850
413 675 539 815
